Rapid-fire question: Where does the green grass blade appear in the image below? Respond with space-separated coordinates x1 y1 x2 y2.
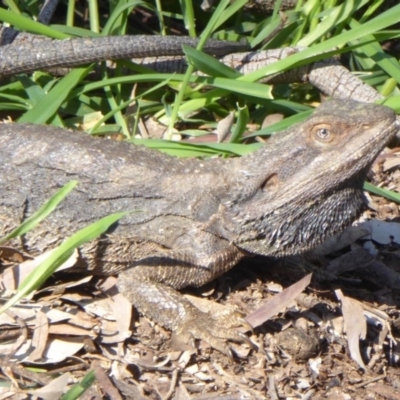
0 211 127 314
166 0 248 138
183 45 242 78
0 8 69 38
204 0 249 33
88 0 100 33
0 181 78 245
248 108 313 138
103 1 150 35
18 76 47 104
298 0 370 46
242 4 400 82
230 105 249 143
60 370 96 400
206 76 273 98
364 182 400 204
349 18 400 85
132 138 261 157
89 77 172 134
66 0 76 26
378 95 400 113
3 0 21 14
18 66 93 124
180 0 196 37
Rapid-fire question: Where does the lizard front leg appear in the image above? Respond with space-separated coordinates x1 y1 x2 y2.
101 231 252 357
83 219 253 356
117 272 252 357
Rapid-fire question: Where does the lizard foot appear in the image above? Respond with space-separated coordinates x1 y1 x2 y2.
174 297 256 358
117 272 256 358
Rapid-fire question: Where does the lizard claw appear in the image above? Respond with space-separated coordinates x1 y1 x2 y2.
239 317 255 336
238 329 258 351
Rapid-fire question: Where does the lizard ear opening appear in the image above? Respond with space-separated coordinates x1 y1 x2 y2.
261 173 280 192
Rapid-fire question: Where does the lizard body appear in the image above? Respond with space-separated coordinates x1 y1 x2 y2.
0 99 397 355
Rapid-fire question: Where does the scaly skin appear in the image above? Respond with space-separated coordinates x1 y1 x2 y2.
0 100 398 356
0 34 249 77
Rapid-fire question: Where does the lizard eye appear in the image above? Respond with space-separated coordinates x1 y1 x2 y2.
308 123 335 147
311 124 333 143
316 128 330 140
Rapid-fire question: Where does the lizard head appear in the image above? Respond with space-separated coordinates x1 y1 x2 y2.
220 99 399 257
